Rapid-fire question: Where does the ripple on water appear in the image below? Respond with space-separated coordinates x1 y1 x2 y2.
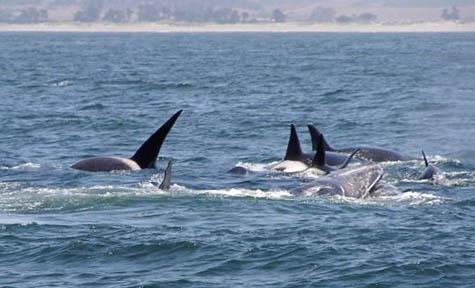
1 32 475 288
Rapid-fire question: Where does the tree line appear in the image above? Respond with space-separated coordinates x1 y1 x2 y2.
0 4 466 24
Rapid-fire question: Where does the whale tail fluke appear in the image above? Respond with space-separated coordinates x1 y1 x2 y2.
284 124 303 161
308 124 334 151
159 161 172 191
421 150 429 167
130 110 182 169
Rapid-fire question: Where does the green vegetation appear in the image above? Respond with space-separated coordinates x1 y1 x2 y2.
0 0 471 24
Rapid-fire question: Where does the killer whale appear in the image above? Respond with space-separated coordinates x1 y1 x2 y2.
272 124 365 172
71 110 182 172
228 166 249 175
159 161 172 190
310 133 360 174
419 150 441 180
150 160 173 190
271 124 314 172
308 124 414 162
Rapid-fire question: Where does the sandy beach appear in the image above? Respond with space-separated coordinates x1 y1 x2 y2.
1 21 475 33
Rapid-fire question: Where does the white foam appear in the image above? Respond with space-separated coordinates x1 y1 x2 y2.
0 181 21 189
9 163 41 170
400 170 475 187
388 191 446 206
52 80 72 87
321 190 447 206
235 161 274 172
183 187 293 199
434 171 475 186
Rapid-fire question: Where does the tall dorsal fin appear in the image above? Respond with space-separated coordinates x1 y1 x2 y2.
421 150 429 167
339 149 360 169
307 124 320 151
130 110 182 169
308 124 334 151
284 124 303 161
312 134 326 166
159 161 172 191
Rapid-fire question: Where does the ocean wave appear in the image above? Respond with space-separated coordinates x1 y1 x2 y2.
51 80 73 87
4 162 42 170
321 191 447 206
182 186 292 200
0 185 169 213
79 103 106 111
400 170 475 187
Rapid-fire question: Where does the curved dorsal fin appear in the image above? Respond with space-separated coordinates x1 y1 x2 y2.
131 110 182 169
312 134 326 166
421 150 429 167
159 161 172 191
307 124 320 151
339 149 360 169
284 124 303 161
308 124 334 151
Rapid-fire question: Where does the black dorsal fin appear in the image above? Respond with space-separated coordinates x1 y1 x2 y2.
308 124 334 151
284 124 303 161
421 150 429 167
159 161 172 191
312 134 326 166
339 149 360 169
307 124 321 151
131 110 182 169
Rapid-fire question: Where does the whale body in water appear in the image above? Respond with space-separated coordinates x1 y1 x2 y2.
419 150 441 180
308 124 414 162
290 164 400 198
71 110 182 172
272 124 365 172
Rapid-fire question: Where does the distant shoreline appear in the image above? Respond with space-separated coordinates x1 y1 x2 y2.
1 22 475 33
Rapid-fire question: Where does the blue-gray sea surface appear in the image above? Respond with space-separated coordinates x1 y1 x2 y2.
1 32 475 287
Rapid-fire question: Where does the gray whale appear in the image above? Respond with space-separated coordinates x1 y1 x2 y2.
290 164 385 198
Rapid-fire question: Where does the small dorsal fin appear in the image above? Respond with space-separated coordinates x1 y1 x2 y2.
421 150 429 167
130 110 182 169
284 124 303 161
159 161 172 191
364 171 383 198
339 149 360 169
312 134 326 166
308 124 334 151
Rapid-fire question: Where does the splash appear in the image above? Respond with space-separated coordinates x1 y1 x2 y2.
180 186 293 200
9 163 41 170
235 161 271 173
52 80 72 87
316 190 447 207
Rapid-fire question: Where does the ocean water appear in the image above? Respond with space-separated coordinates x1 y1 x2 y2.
1 32 475 287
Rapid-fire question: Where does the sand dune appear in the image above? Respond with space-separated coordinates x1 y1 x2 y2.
1 22 474 33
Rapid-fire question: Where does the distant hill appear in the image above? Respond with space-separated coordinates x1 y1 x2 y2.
0 0 474 24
